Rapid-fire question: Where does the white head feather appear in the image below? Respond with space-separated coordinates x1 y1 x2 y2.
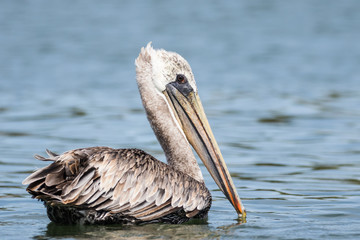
135 42 197 94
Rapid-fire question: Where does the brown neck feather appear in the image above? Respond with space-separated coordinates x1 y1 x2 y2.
135 55 204 183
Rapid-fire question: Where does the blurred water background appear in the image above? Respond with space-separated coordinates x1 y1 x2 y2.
1 0 360 239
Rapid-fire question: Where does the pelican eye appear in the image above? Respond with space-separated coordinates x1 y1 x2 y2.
167 74 193 97
176 74 187 84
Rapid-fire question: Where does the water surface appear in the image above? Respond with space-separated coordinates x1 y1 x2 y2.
1 1 360 239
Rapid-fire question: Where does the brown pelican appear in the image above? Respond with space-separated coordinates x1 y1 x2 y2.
23 43 246 224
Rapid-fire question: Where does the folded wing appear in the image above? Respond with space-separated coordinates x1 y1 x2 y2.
23 147 211 223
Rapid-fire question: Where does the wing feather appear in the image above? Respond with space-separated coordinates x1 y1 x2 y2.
23 147 211 223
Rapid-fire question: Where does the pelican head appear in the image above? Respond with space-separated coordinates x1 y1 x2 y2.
135 43 246 220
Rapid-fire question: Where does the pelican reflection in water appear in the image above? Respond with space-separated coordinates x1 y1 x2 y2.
23 43 246 224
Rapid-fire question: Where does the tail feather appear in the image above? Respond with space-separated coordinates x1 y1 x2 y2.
33 149 58 162
46 149 59 158
22 162 63 185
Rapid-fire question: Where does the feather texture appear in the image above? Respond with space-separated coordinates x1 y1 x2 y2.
23 147 211 224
